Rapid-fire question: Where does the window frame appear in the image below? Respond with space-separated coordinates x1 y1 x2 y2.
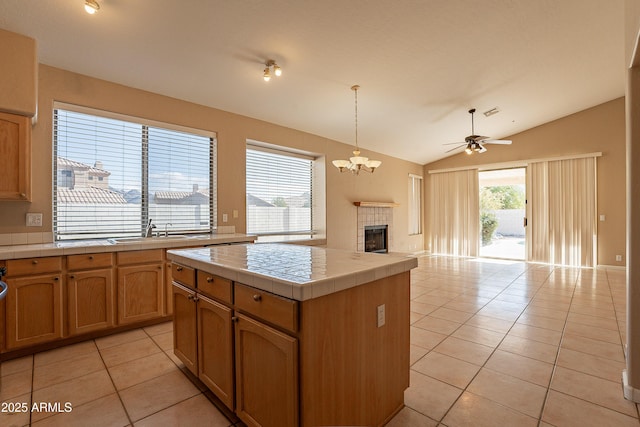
245 140 317 242
52 102 217 241
408 173 423 236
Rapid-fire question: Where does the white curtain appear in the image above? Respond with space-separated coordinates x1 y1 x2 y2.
430 169 479 256
529 157 597 267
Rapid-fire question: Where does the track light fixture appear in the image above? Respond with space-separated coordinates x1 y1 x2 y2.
263 60 282 82
84 0 100 14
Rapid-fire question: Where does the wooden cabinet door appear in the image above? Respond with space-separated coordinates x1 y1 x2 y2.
67 268 115 335
172 282 197 374
118 263 164 324
198 294 234 409
0 111 31 201
5 274 62 349
235 313 298 427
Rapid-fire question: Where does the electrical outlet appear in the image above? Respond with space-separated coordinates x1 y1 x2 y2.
233 209 239 218
599 215 606 222
616 255 623 262
377 304 385 327
222 213 228 223
26 213 43 227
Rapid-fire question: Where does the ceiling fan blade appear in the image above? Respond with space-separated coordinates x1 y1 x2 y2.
445 144 466 153
478 144 487 153
483 139 512 145
443 141 466 146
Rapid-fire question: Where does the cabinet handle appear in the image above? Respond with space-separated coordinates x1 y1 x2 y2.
206 277 213 283
32 260 38 265
176 266 183 271
253 294 262 302
231 316 239 322
20 193 26 198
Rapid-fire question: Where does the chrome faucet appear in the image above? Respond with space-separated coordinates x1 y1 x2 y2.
164 223 173 237
145 219 156 237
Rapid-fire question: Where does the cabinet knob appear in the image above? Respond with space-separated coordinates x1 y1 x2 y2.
176 266 183 272
70 275 75 279
158 265 162 270
206 277 213 283
253 294 262 302
193 296 200 302
187 294 194 301
53 277 59 281
20 193 26 198
88 255 94 260
231 316 239 322
32 260 38 265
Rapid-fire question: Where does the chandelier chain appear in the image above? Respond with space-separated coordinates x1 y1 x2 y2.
354 86 359 150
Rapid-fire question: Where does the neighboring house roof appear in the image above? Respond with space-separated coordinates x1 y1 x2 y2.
57 186 127 204
247 194 274 207
154 191 209 205
57 157 110 176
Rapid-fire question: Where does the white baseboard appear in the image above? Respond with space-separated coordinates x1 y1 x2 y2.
623 370 640 402
596 264 627 271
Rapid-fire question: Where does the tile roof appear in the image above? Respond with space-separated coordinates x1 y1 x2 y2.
57 186 127 204
57 157 110 176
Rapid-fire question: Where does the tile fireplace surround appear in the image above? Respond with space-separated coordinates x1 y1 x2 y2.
357 206 393 252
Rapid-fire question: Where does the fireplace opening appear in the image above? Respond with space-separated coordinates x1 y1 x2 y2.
364 225 388 253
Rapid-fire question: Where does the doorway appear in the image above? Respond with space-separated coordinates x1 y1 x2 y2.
479 168 526 260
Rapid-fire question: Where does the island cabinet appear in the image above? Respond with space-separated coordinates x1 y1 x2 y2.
117 249 165 325
66 253 116 336
172 265 234 409
172 266 410 427
4 257 63 349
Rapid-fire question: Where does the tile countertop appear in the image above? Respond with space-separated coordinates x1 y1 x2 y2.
167 243 418 301
0 234 257 260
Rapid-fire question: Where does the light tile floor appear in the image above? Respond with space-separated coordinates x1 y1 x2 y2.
1 255 638 426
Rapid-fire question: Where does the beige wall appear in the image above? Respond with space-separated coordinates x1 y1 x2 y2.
423 98 626 267
0 64 425 253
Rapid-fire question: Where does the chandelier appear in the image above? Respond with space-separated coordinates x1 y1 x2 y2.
332 85 382 174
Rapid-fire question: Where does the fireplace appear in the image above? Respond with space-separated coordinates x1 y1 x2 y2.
364 225 388 253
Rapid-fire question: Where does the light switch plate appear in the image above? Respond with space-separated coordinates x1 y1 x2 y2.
26 213 43 227
222 213 228 223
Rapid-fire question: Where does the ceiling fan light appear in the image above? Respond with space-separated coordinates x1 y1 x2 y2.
274 65 282 76
263 67 271 81
84 0 100 14
465 146 473 155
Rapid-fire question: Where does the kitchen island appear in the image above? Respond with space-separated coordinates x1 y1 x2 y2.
167 243 417 427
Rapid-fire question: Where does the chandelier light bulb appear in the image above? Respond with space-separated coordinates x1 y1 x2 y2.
274 65 282 77
263 67 271 82
84 0 100 14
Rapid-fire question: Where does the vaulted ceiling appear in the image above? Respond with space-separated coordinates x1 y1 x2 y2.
0 0 625 164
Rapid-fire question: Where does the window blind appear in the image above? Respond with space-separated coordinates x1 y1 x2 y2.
408 174 422 235
53 106 216 240
246 145 313 236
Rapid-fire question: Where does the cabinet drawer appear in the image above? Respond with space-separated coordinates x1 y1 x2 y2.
7 256 62 276
197 271 231 304
172 263 195 288
235 283 298 333
67 253 114 270
117 249 164 265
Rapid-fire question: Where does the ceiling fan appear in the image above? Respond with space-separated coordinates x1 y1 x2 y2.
444 108 512 154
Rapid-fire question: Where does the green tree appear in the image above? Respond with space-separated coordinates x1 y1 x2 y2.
480 185 525 210
272 197 287 207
